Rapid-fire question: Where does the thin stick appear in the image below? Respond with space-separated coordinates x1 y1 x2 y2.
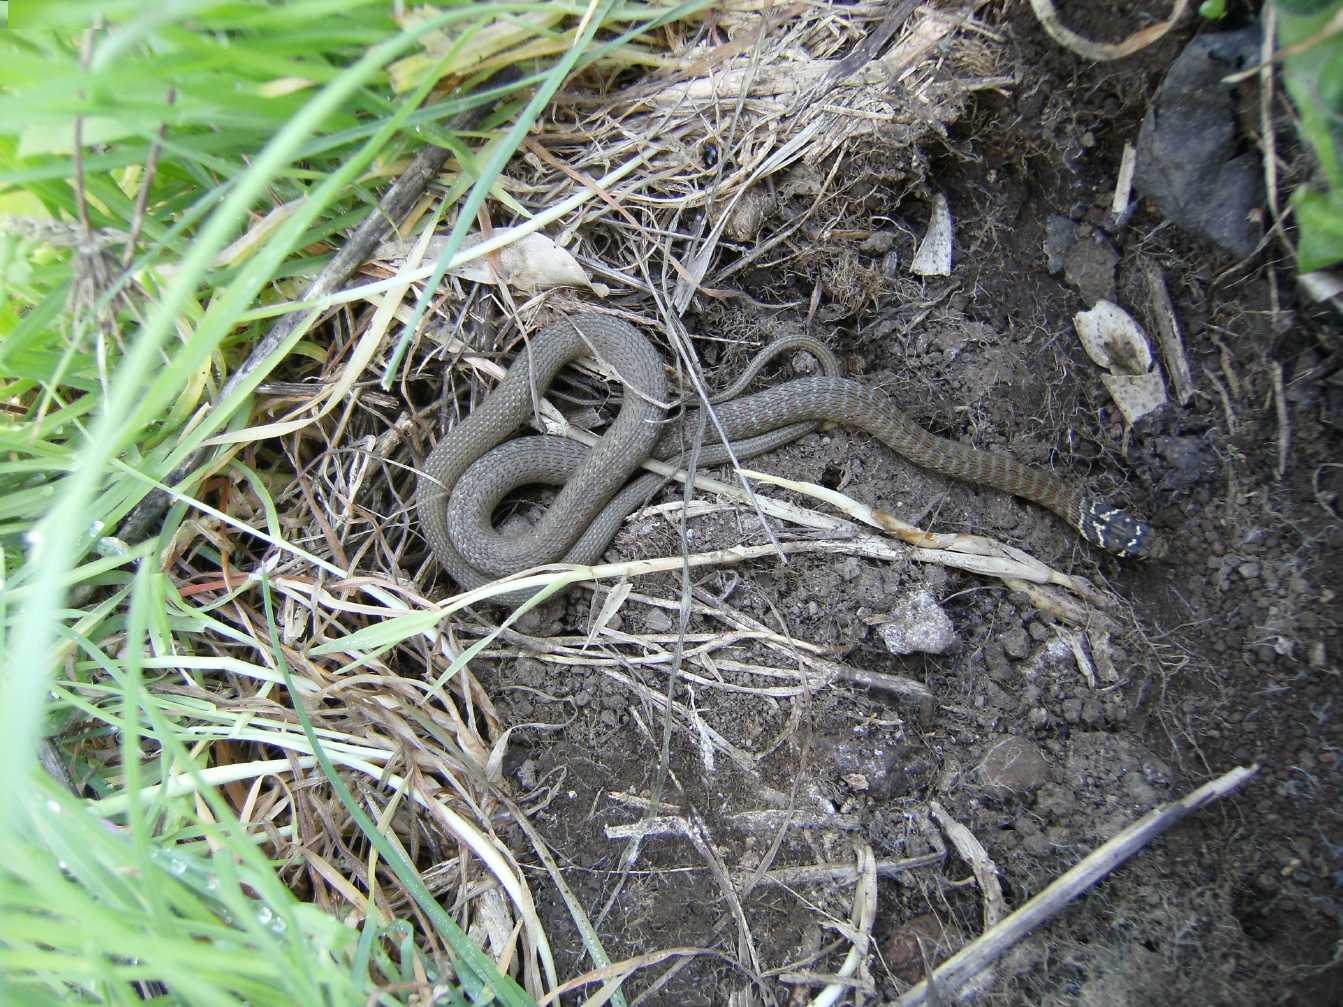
1271 360 1289 481
892 764 1260 1007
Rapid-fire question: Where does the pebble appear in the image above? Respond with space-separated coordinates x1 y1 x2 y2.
878 589 958 655
1002 627 1030 660
861 229 896 253
976 736 1051 799
985 642 1012 682
884 913 961 984
643 607 674 633
1063 231 1119 303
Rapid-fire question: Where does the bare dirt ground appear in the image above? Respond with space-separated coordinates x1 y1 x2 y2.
403 7 1342 1005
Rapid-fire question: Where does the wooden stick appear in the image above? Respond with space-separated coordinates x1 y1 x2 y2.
892 764 1260 1006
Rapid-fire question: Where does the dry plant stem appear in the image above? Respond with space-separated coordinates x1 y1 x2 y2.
930 803 1007 929
1028 0 1190 60
1259 8 1283 244
1110 143 1136 220
928 802 1005 1001
824 0 922 82
891 764 1260 1007
813 840 878 1007
1141 260 1193 406
118 82 506 546
490 589 933 702
124 87 175 269
742 853 944 891
605 808 862 841
1271 360 1289 480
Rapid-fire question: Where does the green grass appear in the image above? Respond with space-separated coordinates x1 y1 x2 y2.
1276 0 1343 271
0 1 708 1003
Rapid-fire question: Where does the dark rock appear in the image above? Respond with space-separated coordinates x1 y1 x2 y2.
1002 626 1030 660
985 642 1012 682
1151 433 1217 495
1062 231 1120 302
1134 27 1264 256
821 737 934 799
976 736 1051 799
1044 214 1077 273
884 913 962 984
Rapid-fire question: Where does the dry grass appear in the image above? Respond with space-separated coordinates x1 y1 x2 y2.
137 3 1136 999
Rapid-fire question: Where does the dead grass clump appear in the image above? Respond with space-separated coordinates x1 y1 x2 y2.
193 2 1033 999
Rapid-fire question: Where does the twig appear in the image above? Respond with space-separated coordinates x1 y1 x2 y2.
813 841 878 1007
892 764 1260 1006
1271 360 1289 481
740 853 944 891
124 87 175 269
1141 259 1194 407
1028 0 1189 61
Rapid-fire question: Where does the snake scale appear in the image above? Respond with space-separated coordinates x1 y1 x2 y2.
417 313 1160 600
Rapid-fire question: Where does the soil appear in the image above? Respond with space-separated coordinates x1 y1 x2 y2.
419 7 1343 1005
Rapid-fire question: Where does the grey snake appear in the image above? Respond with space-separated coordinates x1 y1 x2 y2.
416 313 1160 600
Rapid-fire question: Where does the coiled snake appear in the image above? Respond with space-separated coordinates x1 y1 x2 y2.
417 313 1160 599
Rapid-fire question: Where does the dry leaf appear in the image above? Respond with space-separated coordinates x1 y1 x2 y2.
1074 300 1167 423
378 231 601 294
1073 300 1154 374
911 193 953 276
1100 371 1167 425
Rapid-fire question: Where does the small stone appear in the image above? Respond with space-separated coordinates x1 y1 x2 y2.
1022 832 1052 856
976 736 1051 799
884 913 962 984
643 607 673 633
1028 621 1049 642
1002 627 1030 660
878 589 958 655
512 658 547 687
1238 560 1261 580
985 642 1012 683
861 229 896 253
1063 232 1119 303
515 758 538 789
1043 214 1076 274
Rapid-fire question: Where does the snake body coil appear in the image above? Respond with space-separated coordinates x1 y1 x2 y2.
417 314 1160 599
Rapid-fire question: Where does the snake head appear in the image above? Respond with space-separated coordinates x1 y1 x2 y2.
1077 499 1166 559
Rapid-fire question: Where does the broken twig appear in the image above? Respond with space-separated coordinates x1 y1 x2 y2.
894 764 1259 1006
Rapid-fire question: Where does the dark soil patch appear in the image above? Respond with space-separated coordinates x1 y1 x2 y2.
464 7 1341 1005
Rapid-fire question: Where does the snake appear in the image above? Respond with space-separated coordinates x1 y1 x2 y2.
416 313 1161 600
